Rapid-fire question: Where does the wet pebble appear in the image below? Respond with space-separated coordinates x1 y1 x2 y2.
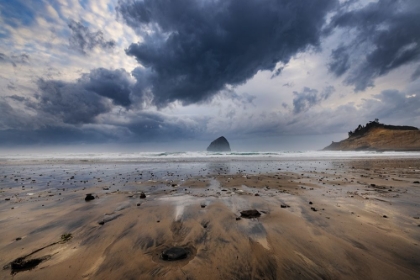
240 209 261 218
85 194 95 201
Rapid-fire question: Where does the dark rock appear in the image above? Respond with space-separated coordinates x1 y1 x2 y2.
309 201 313 205
206 136 231 152
10 257 46 273
85 194 95 201
240 209 261 218
414 181 420 184
280 204 289 208
370 184 376 187
255 193 260 196
161 247 188 261
236 217 241 221
15 237 22 241
140 192 146 199
383 215 388 218
311 207 317 212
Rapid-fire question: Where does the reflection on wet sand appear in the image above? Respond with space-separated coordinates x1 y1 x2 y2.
0 158 420 279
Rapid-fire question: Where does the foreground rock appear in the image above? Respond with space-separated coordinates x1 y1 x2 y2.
85 194 95 201
240 209 261 218
323 120 420 151
161 247 188 261
206 136 231 152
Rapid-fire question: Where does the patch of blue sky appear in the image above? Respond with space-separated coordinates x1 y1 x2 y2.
107 2 115 13
0 0 44 28
79 0 89 10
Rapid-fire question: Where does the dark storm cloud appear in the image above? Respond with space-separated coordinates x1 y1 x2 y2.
117 0 337 106
34 68 133 124
328 45 350 77
36 79 111 124
68 20 116 54
292 86 334 114
326 0 420 91
81 68 133 107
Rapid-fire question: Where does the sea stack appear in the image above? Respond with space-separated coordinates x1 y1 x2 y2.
207 136 231 152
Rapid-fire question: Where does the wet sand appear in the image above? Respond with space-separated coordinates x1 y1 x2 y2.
1 158 420 279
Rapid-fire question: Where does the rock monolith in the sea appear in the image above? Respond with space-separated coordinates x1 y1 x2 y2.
206 136 231 152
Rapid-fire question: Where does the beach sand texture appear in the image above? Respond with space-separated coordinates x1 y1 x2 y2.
1 158 420 279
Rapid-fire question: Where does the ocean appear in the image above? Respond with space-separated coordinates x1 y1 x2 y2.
1 150 420 163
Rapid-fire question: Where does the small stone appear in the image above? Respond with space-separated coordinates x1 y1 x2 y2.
161 247 188 261
137 203 141 206
311 207 317 212
16 237 22 241
255 193 259 196
383 215 388 218
309 201 313 205
85 194 95 201
235 217 241 221
240 209 261 218
140 192 146 199
413 181 420 184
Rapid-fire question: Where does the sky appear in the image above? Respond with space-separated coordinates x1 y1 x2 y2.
0 0 420 152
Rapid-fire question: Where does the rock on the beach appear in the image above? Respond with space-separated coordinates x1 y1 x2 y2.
206 136 231 152
85 194 95 201
161 247 188 261
140 192 146 199
240 209 261 218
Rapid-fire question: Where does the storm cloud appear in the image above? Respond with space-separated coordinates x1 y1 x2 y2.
293 86 334 114
118 0 337 106
81 68 133 107
68 20 116 54
35 68 133 124
326 0 420 91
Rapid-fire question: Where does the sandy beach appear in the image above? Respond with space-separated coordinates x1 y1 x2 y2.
1 157 420 279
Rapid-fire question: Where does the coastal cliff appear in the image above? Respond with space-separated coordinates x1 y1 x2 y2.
323 120 420 151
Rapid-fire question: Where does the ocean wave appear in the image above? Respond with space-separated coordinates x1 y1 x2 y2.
1 150 420 163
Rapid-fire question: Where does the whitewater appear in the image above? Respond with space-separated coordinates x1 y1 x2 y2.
1 150 420 163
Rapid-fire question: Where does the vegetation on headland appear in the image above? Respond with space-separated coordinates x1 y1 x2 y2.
347 119 418 138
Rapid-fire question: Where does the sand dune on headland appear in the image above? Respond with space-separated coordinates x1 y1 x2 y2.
1 159 420 279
